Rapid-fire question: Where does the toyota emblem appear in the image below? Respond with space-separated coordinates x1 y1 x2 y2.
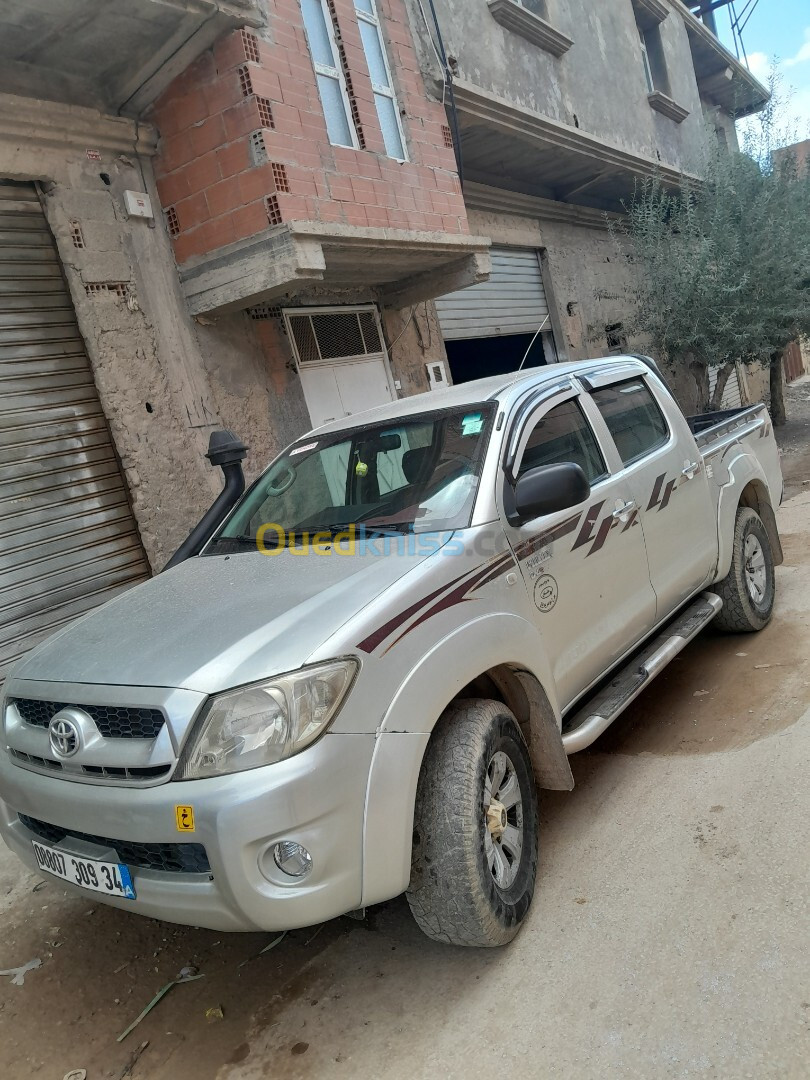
48 715 81 758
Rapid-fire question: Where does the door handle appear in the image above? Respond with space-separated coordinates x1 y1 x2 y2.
612 500 636 521
682 461 699 479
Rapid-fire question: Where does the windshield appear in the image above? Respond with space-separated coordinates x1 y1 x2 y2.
208 404 495 553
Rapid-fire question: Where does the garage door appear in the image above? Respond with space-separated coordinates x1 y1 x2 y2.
0 180 150 680
708 363 744 409
435 246 549 340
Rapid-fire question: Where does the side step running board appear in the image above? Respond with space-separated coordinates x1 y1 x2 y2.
562 591 723 754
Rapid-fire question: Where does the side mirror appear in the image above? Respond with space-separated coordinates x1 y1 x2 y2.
508 462 590 526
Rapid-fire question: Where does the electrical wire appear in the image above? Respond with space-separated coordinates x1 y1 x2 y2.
419 0 465 189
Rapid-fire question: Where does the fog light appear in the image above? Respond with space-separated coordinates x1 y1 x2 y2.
273 841 312 878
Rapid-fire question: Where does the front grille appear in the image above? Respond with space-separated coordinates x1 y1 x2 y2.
19 815 211 875
9 750 63 772
9 750 171 783
10 699 165 740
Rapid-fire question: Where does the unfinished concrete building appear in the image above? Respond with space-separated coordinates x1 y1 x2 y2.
0 0 768 676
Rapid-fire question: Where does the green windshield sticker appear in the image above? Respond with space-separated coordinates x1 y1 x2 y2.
461 413 484 436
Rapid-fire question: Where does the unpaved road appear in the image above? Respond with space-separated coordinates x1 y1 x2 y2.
2 452 809 1079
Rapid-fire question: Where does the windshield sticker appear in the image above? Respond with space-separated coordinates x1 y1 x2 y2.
461 413 484 436
289 441 318 456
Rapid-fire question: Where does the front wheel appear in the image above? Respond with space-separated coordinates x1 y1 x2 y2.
713 507 776 632
407 699 539 947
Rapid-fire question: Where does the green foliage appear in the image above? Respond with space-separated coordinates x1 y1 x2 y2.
616 70 810 399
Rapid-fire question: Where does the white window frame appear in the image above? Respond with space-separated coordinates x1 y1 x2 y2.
638 26 655 93
302 0 360 149
354 0 408 161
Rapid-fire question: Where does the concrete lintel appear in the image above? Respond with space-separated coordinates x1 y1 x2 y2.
180 221 493 315
632 0 669 30
0 93 158 156
380 251 492 309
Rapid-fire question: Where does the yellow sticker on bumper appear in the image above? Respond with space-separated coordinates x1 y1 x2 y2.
175 805 195 832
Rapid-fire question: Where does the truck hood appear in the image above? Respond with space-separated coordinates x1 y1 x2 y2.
13 539 451 694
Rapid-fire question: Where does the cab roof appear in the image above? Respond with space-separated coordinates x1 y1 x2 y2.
307 355 651 437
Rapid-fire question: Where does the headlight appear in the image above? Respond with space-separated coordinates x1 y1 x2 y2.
178 659 358 780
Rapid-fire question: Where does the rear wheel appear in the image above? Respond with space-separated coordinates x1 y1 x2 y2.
713 507 775 632
407 699 539 947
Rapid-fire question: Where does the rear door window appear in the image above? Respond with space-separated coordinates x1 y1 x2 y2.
591 378 669 466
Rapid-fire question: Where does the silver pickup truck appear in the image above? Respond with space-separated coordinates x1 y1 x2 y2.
0 355 783 947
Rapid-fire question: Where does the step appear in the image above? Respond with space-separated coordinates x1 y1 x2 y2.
561 591 723 754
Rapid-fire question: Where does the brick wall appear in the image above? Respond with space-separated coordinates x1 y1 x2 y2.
150 0 468 264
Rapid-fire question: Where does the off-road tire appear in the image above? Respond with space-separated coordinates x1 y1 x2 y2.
406 699 539 947
713 507 775 633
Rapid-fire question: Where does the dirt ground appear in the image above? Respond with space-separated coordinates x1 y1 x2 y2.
1 394 809 1079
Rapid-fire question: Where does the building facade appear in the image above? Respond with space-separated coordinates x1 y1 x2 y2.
0 0 768 677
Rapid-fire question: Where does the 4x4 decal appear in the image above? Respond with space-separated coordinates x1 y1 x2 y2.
357 464 700 653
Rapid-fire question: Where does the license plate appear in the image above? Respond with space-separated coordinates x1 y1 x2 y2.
32 839 136 899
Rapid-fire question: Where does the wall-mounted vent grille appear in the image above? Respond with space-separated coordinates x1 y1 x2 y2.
249 130 268 167
271 162 290 193
265 194 282 226
84 282 129 299
286 309 384 365
238 64 253 98
69 221 85 249
256 96 275 129
248 304 283 320
241 29 260 64
441 124 453 149
164 206 180 237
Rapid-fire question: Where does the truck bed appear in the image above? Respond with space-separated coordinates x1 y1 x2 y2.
687 403 767 449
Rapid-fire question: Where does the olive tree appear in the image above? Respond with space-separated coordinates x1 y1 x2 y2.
615 73 810 421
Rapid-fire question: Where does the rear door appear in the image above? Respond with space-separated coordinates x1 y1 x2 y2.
501 385 657 709
586 372 716 619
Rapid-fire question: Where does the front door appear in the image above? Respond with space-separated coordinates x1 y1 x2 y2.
502 388 657 709
285 306 396 428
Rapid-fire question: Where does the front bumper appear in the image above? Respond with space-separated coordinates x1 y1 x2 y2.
0 732 375 932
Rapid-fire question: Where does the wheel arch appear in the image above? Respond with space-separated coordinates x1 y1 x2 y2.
716 459 783 581
738 479 783 566
361 615 571 908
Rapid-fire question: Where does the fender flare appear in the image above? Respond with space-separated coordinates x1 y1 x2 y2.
361 613 571 907
715 454 783 581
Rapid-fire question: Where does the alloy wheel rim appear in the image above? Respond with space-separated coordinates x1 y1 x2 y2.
483 749 524 890
744 533 767 606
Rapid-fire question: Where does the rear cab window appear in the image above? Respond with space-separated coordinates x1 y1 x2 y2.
590 378 669 466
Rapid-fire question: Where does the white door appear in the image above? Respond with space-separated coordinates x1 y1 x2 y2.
285 306 395 428
298 357 394 427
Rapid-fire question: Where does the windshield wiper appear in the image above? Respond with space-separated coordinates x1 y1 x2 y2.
211 534 261 547
321 522 412 538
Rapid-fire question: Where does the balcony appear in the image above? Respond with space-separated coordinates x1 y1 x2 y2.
448 80 697 211
680 3 769 116
179 221 492 316
0 0 262 116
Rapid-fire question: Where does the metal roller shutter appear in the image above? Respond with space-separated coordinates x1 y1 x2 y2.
435 246 549 340
0 180 150 680
708 363 744 409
